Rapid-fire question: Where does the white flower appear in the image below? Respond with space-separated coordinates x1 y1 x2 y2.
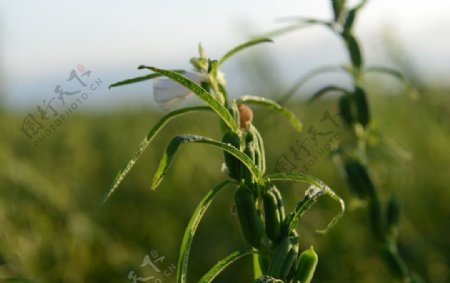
153 72 205 110
216 71 226 86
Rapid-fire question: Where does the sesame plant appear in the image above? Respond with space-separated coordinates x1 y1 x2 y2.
273 0 424 282
102 39 345 283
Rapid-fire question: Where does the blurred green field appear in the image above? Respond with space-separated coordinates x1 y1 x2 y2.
0 87 448 282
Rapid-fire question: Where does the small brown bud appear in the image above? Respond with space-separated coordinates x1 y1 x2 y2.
238 104 253 130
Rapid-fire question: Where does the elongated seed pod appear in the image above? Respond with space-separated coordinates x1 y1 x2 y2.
345 34 363 70
369 198 385 242
343 158 376 199
251 126 266 175
387 195 401 231
264 188 282 243
272 186 286 222
234 185 265 248
382 246 408 280
258 254 271 275
222 131 241 180
354 86 370 127
338 95 354 126
243 142 256 185
294 246 319 283
267 236 299 279
279 243 299 281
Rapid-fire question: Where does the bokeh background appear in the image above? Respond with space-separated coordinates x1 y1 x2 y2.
0 0 449 282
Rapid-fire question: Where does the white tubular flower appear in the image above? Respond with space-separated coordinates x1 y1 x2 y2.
216 71 226 86
153 72 206 110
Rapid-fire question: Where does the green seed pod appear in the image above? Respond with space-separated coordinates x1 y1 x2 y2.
254 275 284 283
234 185 265 248
369 198 385 242
294 246 319 283
345 34 363 71
243 142 256 185
354 86 370 127
258 254 271 275
343 158 376 199
267 236 299 280
250 126 266 174
386 195 401 239
272 186 286 222
338 95 354 126
279 243 299 281
387 195 401 229
382 246 408 280
263 188 282 243
222 131 241 180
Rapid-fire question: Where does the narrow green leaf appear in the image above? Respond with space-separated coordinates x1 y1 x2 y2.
140 66 238 131
152 135 262 190
265 173 345 234
365 66 419 97
344 34 363 70
309 85 351 103
109 69 185 89
218 38 273 66
264 172 326 188
343 1 367 34
177 181 232 283
101 106 211 205
331 0 346 22
237 95 303 132
278 65 349 105
343 8 356 34
365 66 406 80
262 18 334 38
199 250 256 283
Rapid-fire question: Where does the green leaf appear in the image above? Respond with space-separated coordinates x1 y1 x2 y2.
109 70 185 89
365 66 419 97
309 85 351 103
177 181 232 283
264 172 326 188
344 34 363 70
343 1 367 34
199 250 256 283
139 66 238 131
218 38 273 66
332 0 346 22
278 65 349 104
237 95 302 132
265 173 345 234
152 135 262 190
100 106 212 205
262 18 334 38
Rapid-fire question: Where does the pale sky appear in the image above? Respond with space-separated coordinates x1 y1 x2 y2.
1 0 449 108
